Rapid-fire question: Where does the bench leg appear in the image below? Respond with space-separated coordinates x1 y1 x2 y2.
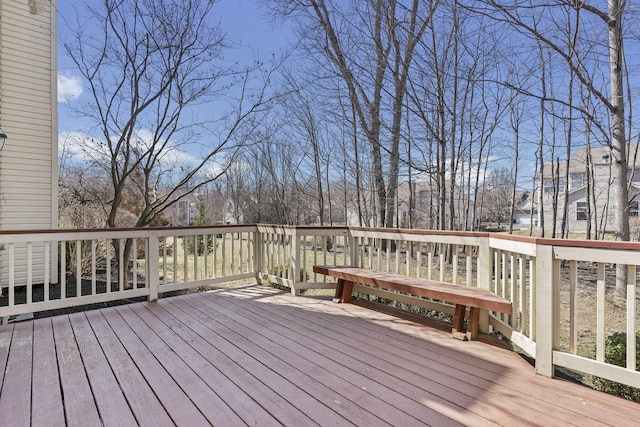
332 279 354 303
452 304 467 340
452 305 481 341
341 280 354 303
466 307 481 340
332 278 345 303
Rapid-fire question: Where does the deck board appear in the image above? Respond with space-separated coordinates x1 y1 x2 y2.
1 284 639 426
187 291 467 426
176 293 417 426
84 309 174 426
114 304 247 426
208 289 536 426
67 312 138 427
0 322 32 426
31 318 66 427
161 297 325 426
240 292 579 425
52 315 103 426
128 302 281 426
99 306 211 426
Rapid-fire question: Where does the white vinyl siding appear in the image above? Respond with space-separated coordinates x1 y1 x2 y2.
0 0 57 287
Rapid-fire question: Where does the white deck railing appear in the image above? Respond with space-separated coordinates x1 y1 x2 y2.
1 224 639 391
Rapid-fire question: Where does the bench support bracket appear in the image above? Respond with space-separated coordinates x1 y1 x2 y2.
332 278 354 303
452 304 481 341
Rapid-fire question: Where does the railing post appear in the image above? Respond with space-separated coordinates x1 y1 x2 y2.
348 229 362 267
535 243 559 377
477 237 493 333
290 228 300 296
253 227 263 284
147 233 159 302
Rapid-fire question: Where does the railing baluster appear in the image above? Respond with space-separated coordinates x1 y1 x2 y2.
132 239 138 289
204 234 209 279
452 244 458 285
385 239 390 272
60 241 66 300
193 235 199 281
91 240 97 295
569 260 578 354
302 235 307 280
466 246 472 287
439 245 445 282
119 239 125 291
517 255 525 331
530 257 536 340
596 262 606 362
44 241 50 302
106 239 111 292
509 252 516 326
213 234 218 278
27 242 33 304
406 242 411 276
627 265 637 370
231 232 236 275
427 244 433 280
76 240 82 296
8 243 15 306
183 235 189 283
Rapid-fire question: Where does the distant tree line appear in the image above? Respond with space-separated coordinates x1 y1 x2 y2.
59 0 640 244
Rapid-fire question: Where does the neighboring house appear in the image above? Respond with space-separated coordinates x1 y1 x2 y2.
513 192 537 228
539 144 640 235
170 193 239 227
0 1 58 288
172 196 198 226
396 181 468 229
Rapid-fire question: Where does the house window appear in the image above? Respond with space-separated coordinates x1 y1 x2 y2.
576 201 587 220
544 178 564 194
570 173 584 189
630 200 639 217
543 178 565 194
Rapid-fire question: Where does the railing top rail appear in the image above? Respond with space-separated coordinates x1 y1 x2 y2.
0 225 259 243
494 233 640 251
1 224 640 252
349 226 490 238
0 224 258 236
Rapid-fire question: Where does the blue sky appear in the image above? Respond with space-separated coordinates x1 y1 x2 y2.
57 0 291 134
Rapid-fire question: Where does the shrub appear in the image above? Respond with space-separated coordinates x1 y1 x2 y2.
592 331 640 402
186 234 215 256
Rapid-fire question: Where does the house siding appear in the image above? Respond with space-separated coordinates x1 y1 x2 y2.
541 145 640 236
0 0 57 287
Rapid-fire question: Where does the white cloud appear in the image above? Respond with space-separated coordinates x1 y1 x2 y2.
57 73 83 102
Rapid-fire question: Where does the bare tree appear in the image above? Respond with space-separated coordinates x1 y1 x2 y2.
468 1 631 243
63 0 277 230
270 0 438 229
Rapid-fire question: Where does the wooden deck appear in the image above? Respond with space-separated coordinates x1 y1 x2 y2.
1 285 638 426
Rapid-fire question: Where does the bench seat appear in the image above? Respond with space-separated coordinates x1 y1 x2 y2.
313 266 512 340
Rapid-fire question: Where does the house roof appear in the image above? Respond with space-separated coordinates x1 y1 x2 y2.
541 143 640 177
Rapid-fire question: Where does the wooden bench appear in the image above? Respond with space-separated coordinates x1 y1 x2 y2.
313 266 512 341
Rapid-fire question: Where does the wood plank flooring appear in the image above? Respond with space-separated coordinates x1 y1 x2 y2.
0 284 639 426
